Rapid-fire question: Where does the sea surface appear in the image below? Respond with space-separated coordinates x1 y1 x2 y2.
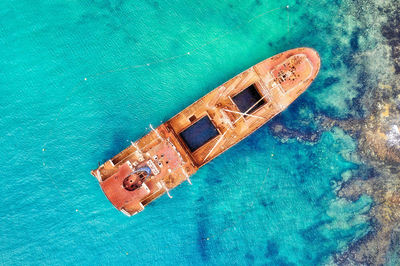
0 0 396 265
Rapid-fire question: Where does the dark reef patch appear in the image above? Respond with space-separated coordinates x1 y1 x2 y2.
323 76 340 88
381 3 400 73
268 120 321 143
259 198 273 208
264 240 279 258
245 252 255 264
350 28 361 51
196 212 210 261
300 221 327 244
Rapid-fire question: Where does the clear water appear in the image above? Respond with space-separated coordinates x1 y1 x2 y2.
0 0 385 264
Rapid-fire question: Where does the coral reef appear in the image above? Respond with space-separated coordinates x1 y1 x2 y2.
269 121 321 143
321 7 400 260
324 1 400 264
321 97 400 264
271 1 400 263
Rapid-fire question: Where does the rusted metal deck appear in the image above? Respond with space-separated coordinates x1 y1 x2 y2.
91 47 321 216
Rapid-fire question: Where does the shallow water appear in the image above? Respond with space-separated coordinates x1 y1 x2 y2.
0 0 393 264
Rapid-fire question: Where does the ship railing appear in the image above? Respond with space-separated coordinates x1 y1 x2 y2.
181 167 192 185
160 180 173 198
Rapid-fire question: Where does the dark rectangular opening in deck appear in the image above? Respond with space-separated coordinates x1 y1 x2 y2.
232 84 266 114
179 116 219 152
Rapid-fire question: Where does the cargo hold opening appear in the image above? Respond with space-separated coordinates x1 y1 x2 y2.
232 84 266 114
179 115 220 152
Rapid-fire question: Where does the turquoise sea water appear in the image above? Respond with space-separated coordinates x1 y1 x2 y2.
0 0 388 264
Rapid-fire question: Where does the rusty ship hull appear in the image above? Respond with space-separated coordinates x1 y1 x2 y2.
91 47 321 216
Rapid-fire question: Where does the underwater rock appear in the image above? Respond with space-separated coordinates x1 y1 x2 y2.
381 2 400 74
322 70 400 265
320 102 400 166
269 121 321 143
309 1 400 262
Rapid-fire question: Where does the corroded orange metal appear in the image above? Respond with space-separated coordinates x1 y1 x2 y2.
91 47 321 216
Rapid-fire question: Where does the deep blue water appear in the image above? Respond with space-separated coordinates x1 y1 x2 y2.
0 0 388 264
